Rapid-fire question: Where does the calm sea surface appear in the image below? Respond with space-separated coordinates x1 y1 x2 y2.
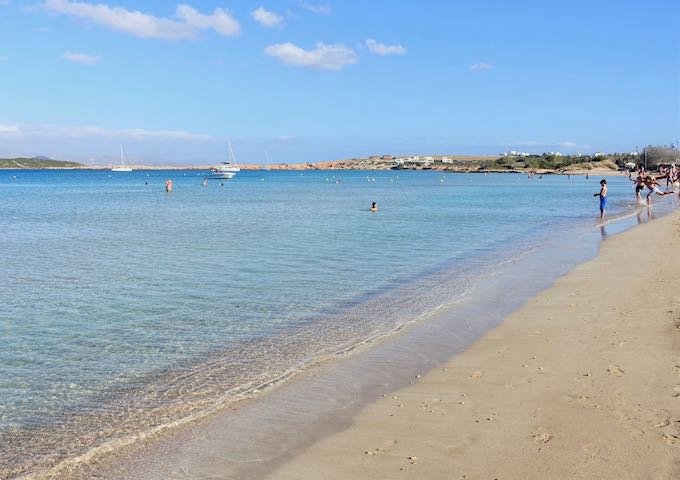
1 169 675 477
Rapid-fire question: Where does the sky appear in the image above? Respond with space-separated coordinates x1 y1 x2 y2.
0 0 678 165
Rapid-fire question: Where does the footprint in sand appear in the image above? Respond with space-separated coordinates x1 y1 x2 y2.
365 439 397 456
606 365 625 376
673 385 680 398
661 420 680 447
531 430 553 444
565 393 597 408
648 410 671 429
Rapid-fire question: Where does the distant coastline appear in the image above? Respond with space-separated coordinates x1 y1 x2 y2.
1 154 625 175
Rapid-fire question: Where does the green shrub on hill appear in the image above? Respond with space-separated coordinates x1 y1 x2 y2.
0 158 84 168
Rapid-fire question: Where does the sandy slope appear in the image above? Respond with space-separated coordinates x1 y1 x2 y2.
267 210 680 480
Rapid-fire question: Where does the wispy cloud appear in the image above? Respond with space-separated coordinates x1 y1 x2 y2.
61 50 101 65
0 124 20 134
470 62 493 71
175 4 240 37
507 140 542 147
42 0 240 40
365 39 407 56
502 140 590 151
264 42 357 71
300 2 331 15
0 123 214 141
251 6 283 28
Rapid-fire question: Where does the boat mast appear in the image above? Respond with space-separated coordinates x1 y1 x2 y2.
228 138 236 164
120 144 126 167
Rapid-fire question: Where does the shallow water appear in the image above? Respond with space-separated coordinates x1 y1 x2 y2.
0 169 676 477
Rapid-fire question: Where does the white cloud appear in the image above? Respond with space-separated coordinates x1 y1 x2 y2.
300 2 331 15
0 123 214 141
175 4 240 37
42 0 240 40
251 6 283 28
264 42 357 70
502 140 590 151
558 141 579 148
61 50 101 64
0 124 20 134
470 62 493 71
365 38 406 56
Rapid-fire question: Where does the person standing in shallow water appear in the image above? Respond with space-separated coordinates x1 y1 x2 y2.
594 179 607 219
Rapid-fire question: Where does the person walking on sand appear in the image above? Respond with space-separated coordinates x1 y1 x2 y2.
594 179 607 219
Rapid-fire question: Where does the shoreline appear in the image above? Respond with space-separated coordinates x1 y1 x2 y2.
43 205 676 479
267 209 680 479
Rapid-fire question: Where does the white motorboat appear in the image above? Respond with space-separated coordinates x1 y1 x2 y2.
206 139 240 179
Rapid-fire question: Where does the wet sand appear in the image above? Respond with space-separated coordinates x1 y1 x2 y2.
266 210 680 479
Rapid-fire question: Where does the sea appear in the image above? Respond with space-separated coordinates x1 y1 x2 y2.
1 169 677 478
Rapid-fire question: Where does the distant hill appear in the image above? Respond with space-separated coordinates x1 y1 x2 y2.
0 157 85 169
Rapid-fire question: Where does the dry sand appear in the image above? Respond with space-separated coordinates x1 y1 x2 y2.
266 210 680 480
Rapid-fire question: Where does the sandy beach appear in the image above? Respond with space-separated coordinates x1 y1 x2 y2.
266 210 680 480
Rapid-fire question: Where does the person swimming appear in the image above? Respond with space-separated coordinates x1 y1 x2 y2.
370 202 378 212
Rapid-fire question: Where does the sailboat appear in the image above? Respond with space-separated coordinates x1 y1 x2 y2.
205 138 240 179
111 144 133 172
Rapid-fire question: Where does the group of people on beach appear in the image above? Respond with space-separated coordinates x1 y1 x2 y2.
595 164 679 219
630 164 678 206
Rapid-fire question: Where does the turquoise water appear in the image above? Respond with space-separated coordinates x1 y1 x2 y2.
0 169 675 477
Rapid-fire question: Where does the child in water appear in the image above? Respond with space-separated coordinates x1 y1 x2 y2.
594 179 607 218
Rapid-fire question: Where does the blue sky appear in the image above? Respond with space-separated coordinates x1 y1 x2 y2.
0 0 678 165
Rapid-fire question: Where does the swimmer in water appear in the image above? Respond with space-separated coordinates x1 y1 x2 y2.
370 202 378 212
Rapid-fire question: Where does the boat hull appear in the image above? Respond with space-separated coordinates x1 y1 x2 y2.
205 171 236 179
